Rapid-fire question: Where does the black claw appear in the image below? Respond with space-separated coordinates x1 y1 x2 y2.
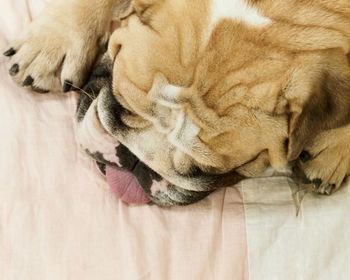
312 178 322 188
3 48 16 56
63 80 72 92
299 151 312 163
9 64 19 74
22 75 34 86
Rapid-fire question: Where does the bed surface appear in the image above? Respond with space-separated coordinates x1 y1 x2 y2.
1 1 350 279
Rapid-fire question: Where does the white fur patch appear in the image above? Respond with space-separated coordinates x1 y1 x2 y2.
154 85 182 109
210 0 271 28
161 85 181 101
150 180 169 196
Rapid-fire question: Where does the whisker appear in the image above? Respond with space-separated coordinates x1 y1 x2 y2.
66 82 95 101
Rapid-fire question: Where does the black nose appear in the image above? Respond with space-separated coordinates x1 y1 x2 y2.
299 150 312 163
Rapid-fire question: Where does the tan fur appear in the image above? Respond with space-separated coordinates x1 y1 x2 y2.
7 0 130 91
5 0 350 194
109 0 350 190
299 124 350 194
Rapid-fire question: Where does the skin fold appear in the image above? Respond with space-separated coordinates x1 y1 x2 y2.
4 0 350 204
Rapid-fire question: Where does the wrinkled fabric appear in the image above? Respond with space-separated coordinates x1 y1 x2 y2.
2 1 350 279
243 175 350 280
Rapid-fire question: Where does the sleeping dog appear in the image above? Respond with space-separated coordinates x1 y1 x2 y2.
4 0 350 205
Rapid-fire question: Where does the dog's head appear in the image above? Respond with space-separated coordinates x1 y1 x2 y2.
77 0 350 205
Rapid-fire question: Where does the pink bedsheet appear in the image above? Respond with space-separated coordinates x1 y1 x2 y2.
3 1 350 279
0 1 248 279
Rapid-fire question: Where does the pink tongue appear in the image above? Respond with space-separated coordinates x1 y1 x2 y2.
106 165 151 204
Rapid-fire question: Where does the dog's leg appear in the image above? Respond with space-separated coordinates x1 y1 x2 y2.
4 0 131 93
297 124 350 195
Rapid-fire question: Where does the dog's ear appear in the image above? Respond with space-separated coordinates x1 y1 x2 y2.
287 51 350 161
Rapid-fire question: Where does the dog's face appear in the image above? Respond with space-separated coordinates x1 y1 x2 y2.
110 0 290 174
77 0 350 205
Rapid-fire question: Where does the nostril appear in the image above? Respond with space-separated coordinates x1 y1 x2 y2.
115 44 122 57
299 151 312 163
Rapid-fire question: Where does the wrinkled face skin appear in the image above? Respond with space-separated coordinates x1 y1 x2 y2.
110 0 289 176
76 55 243 206
77 0 350 205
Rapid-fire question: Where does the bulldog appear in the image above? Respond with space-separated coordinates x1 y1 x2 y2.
4 0 350 205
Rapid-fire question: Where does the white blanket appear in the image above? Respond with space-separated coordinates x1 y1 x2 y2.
1 1 350 279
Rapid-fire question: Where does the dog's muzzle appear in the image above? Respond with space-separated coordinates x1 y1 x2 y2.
75 54 243 206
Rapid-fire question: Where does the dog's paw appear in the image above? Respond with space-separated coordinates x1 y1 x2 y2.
4 3 109 93
297 126 350 195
